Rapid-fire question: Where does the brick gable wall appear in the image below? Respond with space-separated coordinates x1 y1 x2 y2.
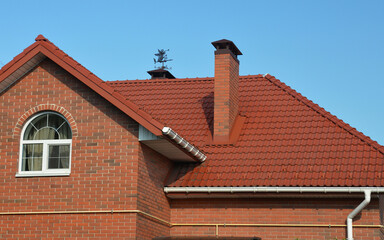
0 59 171 239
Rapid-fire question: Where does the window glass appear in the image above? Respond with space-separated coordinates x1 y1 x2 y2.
48 114 64 129
23 113 72 140
48 145 70 169
21 144 43 171
33 128 59 140
23 124 37 141
57 122 72 139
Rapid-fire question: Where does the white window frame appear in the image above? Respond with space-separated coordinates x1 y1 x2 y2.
16 112 72 177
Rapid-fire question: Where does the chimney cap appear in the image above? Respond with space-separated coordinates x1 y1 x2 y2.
147 68 175 79
211 39 242 56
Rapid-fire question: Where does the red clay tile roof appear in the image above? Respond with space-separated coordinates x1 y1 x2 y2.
3 35 384 187
108 75 384 187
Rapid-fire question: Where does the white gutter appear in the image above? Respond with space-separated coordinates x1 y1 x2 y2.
162 127 207 162
164 186 384 194
347 190 371 240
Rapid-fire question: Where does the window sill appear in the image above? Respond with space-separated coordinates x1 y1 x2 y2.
15 172 70 177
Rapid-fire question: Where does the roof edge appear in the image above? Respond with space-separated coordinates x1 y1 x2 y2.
264 74 384 155
0 42 40 78
0 35 164 136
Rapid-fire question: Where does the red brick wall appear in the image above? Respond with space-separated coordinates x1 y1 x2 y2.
0 59 167 239
170 197 381 240
213 52 239 143
136 145 173 238
0 214 137 239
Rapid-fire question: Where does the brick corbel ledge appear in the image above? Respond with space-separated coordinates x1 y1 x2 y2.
13 104 78 138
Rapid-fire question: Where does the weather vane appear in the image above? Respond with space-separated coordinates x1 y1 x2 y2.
153 49 172 70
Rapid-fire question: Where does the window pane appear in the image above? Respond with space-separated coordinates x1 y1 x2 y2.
31 114 47 130
23 113 72 140
23 124 37 140
34 127 59 140
48 114 64 129
22 144 43 171
57 122 72 139
48 145 70 169
23 114 47 140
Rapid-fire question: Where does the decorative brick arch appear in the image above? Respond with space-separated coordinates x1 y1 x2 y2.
13 104 78 138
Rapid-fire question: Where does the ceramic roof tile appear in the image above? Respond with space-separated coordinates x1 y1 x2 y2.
108 74 384 187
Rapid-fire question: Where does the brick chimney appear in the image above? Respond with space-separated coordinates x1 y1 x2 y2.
212 39 242 143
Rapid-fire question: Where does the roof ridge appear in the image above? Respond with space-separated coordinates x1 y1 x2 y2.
107 74 264 85
105 74 263 84
107 77 214 84
264 74 384 155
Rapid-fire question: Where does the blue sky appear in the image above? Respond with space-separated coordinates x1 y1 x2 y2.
1 0 383 145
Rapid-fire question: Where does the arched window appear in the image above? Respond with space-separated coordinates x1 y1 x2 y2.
17 112 72 176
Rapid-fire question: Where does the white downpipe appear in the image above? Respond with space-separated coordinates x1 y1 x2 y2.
347 190 371 240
